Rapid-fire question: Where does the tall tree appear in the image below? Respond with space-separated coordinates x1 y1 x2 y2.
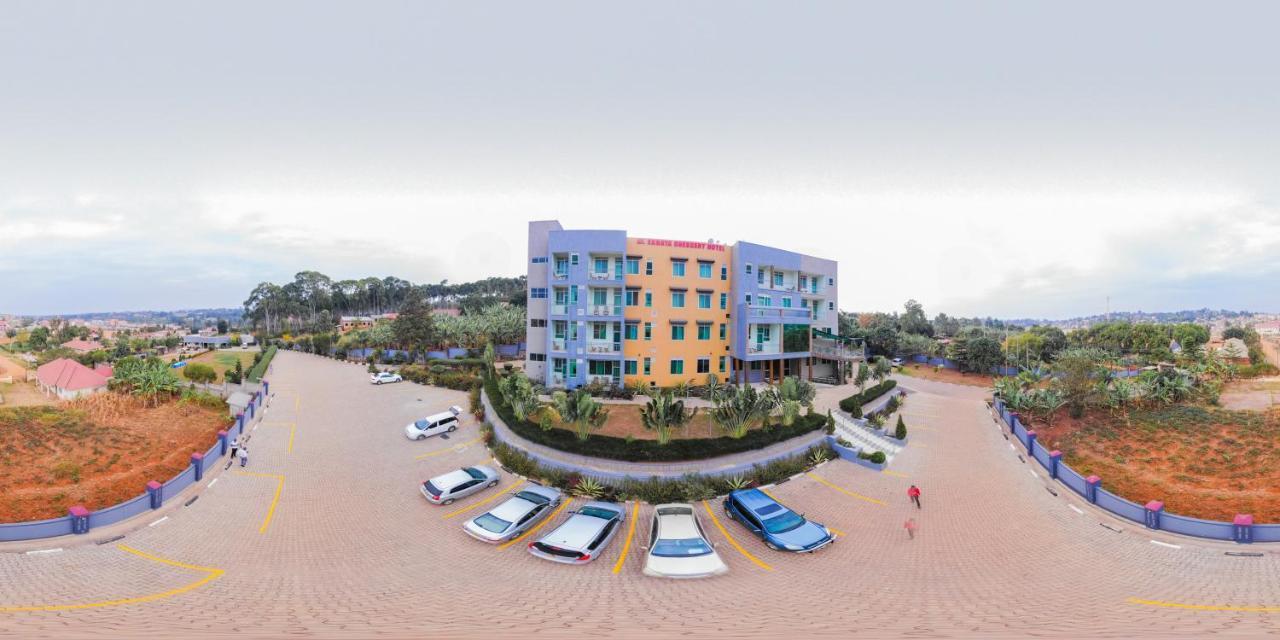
392 289 437 362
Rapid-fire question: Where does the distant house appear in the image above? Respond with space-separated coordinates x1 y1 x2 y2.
61 339 104 354
184 334 231 348
339 316 375 333
1256 321 1280 336
36 358 112 400
1217 337 1251 363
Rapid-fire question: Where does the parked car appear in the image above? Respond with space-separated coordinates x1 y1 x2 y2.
890 357 904 367
404 406 464 440
642 503 728 579
371 371 403 385
723 489 834 553
421 466 499 505
464 485 563 543
527 501 626 564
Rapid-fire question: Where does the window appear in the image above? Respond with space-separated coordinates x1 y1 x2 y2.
758 295 771 307
589 360 613 376
532 256 548 264
721 266 727 281
757 269 765 285
644 291 652 307
719 293 727 309
644 322 652 340
745 264 753 275
719 323 726 339
529 353 546 362
553 358 565 373
697 324 711 340
718 356 726 372
698 292 711 309
570 253 579 266
592 288 608 305
626 258 640 274
530 287 548 299
799 275 807 289
671 325 685 341
756 325 772 343
554 288 568 305
645 261 653 275
643 357 651 375
553 321 567 339
594 258 608 274
671 291 686 308
625 289 639 306
828 277 834 286
697 358 711 374
669 359 684 375
554 258 568 275
570 287 579 304
672 261 686 277
624 323 638 340
530 318 547 328
782 297 792 308
698 262 713 278
774 272 784 287
746 294 752 304
625 360 637 375
829 301 835 310
592 323 608 340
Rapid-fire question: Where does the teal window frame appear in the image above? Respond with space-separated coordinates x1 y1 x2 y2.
698 262 712 278
671 291 686 308
672 261 686 277
669 359 684 375
697 325 711 340
671 325 685 341
698 293 711 309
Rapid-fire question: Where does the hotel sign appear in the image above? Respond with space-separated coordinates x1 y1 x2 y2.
633 238 726 252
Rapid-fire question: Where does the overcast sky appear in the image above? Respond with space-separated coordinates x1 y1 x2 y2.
2 2 1278 318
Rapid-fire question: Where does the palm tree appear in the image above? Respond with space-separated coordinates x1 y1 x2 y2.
709 384 778 439
548 389 609 441
775 376 816 426
639 390 697 445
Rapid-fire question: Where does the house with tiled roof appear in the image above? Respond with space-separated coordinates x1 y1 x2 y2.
36 358 112 400
61 339 105 354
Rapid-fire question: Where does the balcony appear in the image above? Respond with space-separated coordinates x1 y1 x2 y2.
586 340 620 355
586 374 619 387
587 304 623 317
739 304 813 323
551 373 566 387
551 304 569 316
552 271 569 280
748 342 782 355
551 339 567 352
810 341 866 362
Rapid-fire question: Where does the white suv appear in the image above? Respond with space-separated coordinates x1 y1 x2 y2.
404 406 463 440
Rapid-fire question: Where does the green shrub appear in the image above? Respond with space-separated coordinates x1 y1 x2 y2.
838 380 897 414
247 345 278 382
484 376 824 462
894 415 907 440
51 460 81 483
182 363 217 384
868 451 886 464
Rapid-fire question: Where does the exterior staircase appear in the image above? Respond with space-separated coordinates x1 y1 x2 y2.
831 411 903 460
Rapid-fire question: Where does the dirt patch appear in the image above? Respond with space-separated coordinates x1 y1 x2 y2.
1219 378 1280 411
898 363 993 388
0 381 56 407
1024 405 1280 522
0 392 231 522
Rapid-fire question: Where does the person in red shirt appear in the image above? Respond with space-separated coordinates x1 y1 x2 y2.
907 485 921 509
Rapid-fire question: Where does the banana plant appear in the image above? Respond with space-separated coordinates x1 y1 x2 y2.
548 389 609 441
710 384 778 439
639 390 697 445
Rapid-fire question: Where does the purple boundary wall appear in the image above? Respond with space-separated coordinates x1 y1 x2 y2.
992 397 1260 543
0 379 270 542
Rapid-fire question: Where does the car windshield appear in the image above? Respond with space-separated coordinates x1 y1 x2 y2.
414 420 430 428
463 467 486 480
762 510 806 534
577 506 618 520
472 513 512 533
651 538 713 557
514 491 551 505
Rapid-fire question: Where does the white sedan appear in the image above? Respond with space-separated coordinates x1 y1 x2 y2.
371 371 403 385
642 503 728 579
464 485 563 543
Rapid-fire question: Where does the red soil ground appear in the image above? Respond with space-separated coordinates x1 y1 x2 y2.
0 393 230 522
899 363 994 388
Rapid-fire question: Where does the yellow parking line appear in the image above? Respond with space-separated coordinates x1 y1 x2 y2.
882 470 910 478
499 498 574 551
0 545 223 612
234 471 285 533
806 473 886 506
701 500 773 572
258 421 296 453
442 480 526 519
1127 597 1280 612
415 437 482 460
612 501 641 575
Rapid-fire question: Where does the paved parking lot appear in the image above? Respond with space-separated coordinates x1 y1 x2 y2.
2 351 1280 638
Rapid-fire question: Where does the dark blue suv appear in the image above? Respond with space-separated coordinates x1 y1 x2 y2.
723 489 835 553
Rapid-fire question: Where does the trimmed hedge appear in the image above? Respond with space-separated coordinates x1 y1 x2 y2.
485 375 825 462
838 380 897 414
247 345 278 382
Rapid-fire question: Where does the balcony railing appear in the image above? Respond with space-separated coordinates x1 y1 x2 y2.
739 304 813 322
586 374 619 386
588 272 617 280
587 304 623 316
810 342 865 361
551 374 566 386
551 304 569 315
551 339 567 352
586 341 619 354
553 271 569 280
749 342 782 355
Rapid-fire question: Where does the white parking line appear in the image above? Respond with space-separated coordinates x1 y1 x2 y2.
1150 540 1182 550
149 516 169 527
1028 469 1038 480
1008 443 1016 451
1068 504 1084 515
208 478 219 488
25 548 63 555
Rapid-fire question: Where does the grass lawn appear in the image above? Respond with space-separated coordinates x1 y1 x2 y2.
180 349 256 381
1026 405 1280 521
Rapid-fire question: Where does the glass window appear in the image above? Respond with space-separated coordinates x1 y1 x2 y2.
697 324 711 340
720 293 727 309
570 253 579 266
592 324 608 340
718 356 726 372
626 258 640 274
746 294 752 304
671 325 685 341
532 256 548 264
669 360 684 375
699 262 712 278
671 291 685 308
624 360 637 375
530 287 548 299
643 357 651 375
782 297 792 308
672 261 686 277
697 358 710 374
774 272 784 287
828 277 834 286
593 289 608 305
529 353 546 362
645 291 652 307
594 258 608 273
721 266 727 281
698 293 711 309
829 301 835 310
625 324 638 340
645 261 653 275
745 264 753 275
758 295 771 307
553 321 566 339
644 322 652 340
625 290 639 306
530 318 547 328
757 270 765 285
719 323 726 339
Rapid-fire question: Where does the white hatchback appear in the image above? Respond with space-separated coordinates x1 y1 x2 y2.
404 406 463 440
642 503 728 579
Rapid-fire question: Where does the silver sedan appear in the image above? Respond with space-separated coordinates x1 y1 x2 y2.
464 485 563 543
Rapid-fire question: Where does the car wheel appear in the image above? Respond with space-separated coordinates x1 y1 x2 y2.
416 435 425 441
487 480 498 488
448 425 457 433
724 505 735 520
442 498 455 505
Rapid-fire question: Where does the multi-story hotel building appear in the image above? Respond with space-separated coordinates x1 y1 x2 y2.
526 220 860 389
